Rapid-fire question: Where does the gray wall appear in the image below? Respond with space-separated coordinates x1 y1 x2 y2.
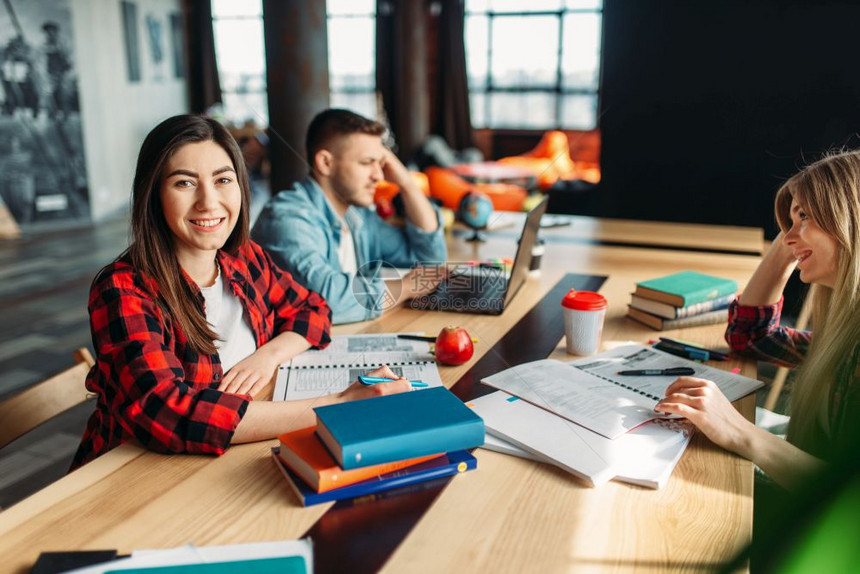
72 0 188 222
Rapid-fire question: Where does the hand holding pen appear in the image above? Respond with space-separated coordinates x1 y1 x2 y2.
359 375 429 388
342 365 413 399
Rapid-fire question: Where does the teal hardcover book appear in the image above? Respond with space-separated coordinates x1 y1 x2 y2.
313 386 485 470
634 271 738 307
109 556 306 573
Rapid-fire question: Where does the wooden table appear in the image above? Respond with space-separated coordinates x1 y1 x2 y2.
0 221 763 573
477 211 765 255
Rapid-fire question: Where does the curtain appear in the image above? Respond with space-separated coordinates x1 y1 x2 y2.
376 0 401 150
183 0 221 113
375 0 431 158
434 0 473 150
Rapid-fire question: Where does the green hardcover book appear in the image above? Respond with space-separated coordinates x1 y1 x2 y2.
634 271 738 307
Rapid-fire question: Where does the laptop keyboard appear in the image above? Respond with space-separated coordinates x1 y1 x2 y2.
410 267 507 313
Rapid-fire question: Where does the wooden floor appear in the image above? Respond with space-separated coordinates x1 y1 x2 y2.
0 215 127 507
0 202 792 509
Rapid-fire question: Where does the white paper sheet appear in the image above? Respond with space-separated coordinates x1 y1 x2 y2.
66 539 313 573
470 390 692 488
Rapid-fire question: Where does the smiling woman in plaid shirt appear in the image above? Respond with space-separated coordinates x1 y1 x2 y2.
656 151 860 492
71 115 409 470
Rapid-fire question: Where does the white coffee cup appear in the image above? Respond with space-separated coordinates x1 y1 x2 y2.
561 289 608 355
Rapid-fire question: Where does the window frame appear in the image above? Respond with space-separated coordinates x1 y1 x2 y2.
465 5 603 130
210 4 267 125
326 7 377 119
209 2 379 125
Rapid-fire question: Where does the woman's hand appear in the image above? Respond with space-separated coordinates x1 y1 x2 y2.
218 347 280 396
219 332 313 396
655 376 756 456
338 364 412 402
768 231 797 266
738 231 797 306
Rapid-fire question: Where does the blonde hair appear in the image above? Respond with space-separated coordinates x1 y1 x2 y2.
775 150 860 453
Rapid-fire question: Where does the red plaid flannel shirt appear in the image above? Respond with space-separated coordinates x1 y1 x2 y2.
71 241 331 470
725 296 860 456
724 297 810 368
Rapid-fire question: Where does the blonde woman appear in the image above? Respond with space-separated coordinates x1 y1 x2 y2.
656 151 860 491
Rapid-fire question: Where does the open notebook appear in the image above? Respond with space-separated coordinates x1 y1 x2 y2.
273 334 444 401
481 343 762 439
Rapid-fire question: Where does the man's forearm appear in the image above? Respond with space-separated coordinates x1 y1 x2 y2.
400 185 439 232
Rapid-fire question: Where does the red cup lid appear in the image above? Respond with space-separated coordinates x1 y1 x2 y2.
561 289 607 311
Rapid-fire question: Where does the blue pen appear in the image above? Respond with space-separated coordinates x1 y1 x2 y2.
658 337 728 361
358 375 429 388
654 342 709 361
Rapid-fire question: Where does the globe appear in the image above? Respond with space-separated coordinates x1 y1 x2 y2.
457 191 493 241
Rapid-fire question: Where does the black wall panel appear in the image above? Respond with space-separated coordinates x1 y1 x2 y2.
597 0 860 236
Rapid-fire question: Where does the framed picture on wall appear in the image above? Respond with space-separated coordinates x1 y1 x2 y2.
169 12 185 79
0 0 90 225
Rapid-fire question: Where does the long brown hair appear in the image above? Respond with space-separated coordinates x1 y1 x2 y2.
775 151 860 453
119 114 251 355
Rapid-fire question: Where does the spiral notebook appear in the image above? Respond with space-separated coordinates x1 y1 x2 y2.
273 334 444 401
481 343 762 439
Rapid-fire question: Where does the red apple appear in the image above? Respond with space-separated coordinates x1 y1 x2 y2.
376 197 395 219
435 326 474 365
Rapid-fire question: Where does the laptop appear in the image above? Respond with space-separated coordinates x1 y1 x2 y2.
410 196 548 315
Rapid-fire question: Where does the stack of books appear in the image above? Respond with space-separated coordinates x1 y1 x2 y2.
626 271 738 331
272 387 484 506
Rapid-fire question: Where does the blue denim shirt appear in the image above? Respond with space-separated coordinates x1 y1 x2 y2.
251 176 447 324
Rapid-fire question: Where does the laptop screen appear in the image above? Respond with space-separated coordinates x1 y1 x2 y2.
502 196 548 306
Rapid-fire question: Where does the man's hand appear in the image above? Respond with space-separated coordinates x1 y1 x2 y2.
380 149 417 193
400 265 449 300
380 149 439 232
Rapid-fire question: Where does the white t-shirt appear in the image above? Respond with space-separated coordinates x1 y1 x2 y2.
336 214 358 275
200 266 257 373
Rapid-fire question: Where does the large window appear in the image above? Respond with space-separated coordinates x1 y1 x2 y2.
210 1 376 125
326 0 377 119
465 0 603 130
211 0 267 126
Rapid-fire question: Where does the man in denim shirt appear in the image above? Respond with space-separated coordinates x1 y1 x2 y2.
252 109 447 324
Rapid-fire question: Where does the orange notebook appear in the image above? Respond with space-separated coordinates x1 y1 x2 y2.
277 426 442 493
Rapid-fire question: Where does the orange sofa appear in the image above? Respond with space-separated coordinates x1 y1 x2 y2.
498 130 601 188
424 166 527 212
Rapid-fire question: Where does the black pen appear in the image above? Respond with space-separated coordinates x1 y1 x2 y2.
397 334 436 342
617 367 696 376
398 334 480 343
